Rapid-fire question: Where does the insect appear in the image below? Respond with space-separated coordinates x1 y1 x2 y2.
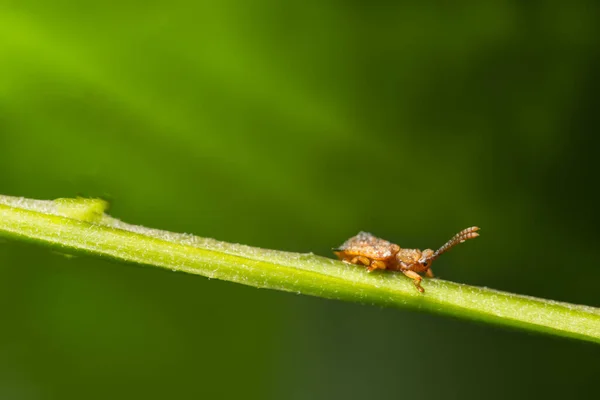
334 226 480 293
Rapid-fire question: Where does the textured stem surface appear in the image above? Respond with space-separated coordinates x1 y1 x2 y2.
1 195 599 343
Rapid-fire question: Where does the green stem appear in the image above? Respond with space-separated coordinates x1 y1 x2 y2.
1 195 599 343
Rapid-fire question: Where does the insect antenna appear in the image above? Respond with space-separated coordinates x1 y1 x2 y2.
428 226 480 261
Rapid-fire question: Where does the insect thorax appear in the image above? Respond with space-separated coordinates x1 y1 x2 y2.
396 249 423 264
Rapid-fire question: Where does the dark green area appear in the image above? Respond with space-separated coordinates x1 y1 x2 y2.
0 1 599 399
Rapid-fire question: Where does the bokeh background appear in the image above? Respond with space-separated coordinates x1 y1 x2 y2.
1 1 599 399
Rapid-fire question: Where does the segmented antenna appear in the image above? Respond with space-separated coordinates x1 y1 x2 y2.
429 226 480 261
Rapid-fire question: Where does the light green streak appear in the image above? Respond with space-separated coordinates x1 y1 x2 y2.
1 195 599 343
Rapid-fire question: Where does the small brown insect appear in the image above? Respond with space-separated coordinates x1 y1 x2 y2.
334 227 480 293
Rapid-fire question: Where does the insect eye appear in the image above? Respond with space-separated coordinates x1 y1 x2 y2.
422 262 428 267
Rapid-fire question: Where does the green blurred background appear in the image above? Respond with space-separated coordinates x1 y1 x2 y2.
1 1 599 399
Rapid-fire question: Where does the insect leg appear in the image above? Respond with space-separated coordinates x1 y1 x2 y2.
402 270 425 293
350 255 371 266
425 268 434 278
367 260 386 272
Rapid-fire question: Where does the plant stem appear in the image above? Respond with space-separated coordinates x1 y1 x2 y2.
1 195 599 343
